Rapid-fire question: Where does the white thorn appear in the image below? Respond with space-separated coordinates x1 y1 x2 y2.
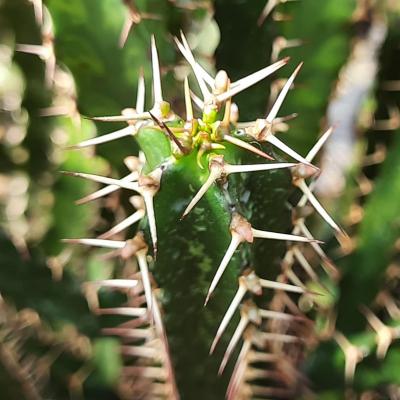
205 233 243 306
184 77 193 121
219 315 249 375
252 227 318 243
98 209 145 239
226 339 252 400
69 125 136 149
259 331 300 343
16 44 46 57
190 90 204 110
334 331 364 384
89 279 139 289
174 36 211 100
182 167 222 218
121 345 158 359
62 238 126 249
44 51 56 87
258 0 279 25
210 282 247 354
266 63 303 123
119 15 134 48
151 35 163 105
286 268 307 289
292 246 319 282
142 191 158 255
296 220 333 269
216 58 289 103
90 112 151 122
136 249 153 314
75 172 138 205
297 180 342 233
30 0 43 25
180 32 214 87
223 134 273 160
306 127 333 162
136 69 146 113
361 306 397 360
266 135 314 166
225 162 296 175
151 294 180 400
63 171 140 192
259 308 300 321
97 307 147 317
259 278 305 294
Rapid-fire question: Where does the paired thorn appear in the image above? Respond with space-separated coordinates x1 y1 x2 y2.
216 58 289 104
61 171 140 192
271 36 303 63
218 308 251 375
258 0 280 25
226 336 252 400
98 201 145 239
246 121 316 167
223 134 274 160
75 170 138 205
174 34 211 101
210 278 248 355
182 155 294 218
289 126 345 235
360 305 400 359
269 135 316 167
116 234 153 314
190 89 204 110
294 209 340 280
205 230 246 306
63 168 161 253
119 2 160 48
176 32 288 107
205 213 315 305
217 300 304 375
243 68 329 170
334 331 366 384
179 31 214 85
294 179 343 234
258 0 298 26
16 41 56 87
181 163 223 219
266 63 303 126
306 126 333 163
373 104 400 131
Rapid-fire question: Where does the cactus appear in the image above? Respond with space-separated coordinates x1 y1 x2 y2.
2 1 400 399
59 24 348 396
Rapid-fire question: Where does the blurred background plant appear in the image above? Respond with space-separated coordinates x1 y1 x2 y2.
0 0 400 399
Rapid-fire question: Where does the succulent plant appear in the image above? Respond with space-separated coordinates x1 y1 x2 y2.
59 27 347 398
2 1 400 399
